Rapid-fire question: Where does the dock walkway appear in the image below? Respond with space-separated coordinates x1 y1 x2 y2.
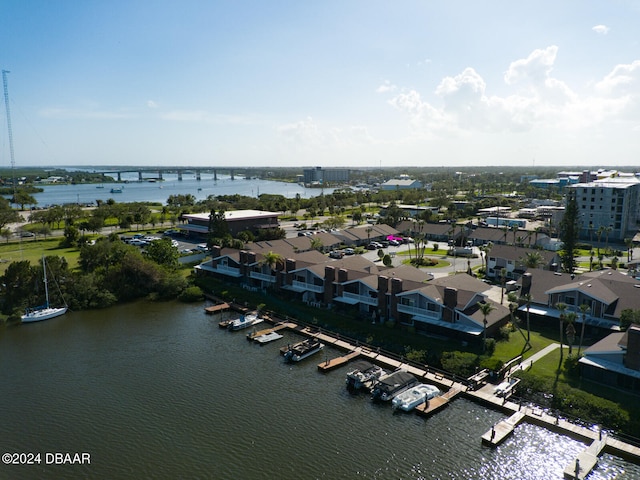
237 312 640 474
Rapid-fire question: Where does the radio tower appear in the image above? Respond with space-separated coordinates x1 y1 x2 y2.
2 69 17 194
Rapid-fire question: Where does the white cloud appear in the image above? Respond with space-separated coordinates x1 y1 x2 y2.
376 80 397 93
387 46 640 137
147 100 159 108
277 117 323 144
504 46 558 87
592 25 610 35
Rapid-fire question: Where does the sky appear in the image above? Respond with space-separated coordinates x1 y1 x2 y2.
1 1 639 169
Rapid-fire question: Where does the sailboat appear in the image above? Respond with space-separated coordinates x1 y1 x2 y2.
21 256 68 323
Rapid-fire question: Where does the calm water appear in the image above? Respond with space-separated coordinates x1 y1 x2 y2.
29 173 332 207
1 302 639 479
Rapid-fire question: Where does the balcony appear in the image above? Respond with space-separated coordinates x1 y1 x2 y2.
397 304 440 319
291 280 324 293
341 291 378 306
249 271 276 283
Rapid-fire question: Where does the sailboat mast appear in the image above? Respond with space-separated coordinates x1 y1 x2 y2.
42 256 50 308
2 70 17 197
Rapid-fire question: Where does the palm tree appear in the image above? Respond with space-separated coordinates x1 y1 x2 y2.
511 224 519 246
260 250 283 272
309 237 323 252
596 226 605 257
624 237 634 263
478 301 496 353
578 303 590 356
565 312 577 355
523 251 543 269
519 293 533 344
604 226 613 254
483 242 493 276
500 267 507 305
555 302 568 363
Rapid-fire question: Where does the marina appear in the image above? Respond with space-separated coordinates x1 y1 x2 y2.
213 303 640 478
3 300 640 479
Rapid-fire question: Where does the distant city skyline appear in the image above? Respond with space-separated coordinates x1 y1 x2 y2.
1 1 639 168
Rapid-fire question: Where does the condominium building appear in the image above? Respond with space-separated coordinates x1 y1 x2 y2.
568 176 640 242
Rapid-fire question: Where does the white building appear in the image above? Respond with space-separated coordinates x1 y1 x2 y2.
569 176 640 242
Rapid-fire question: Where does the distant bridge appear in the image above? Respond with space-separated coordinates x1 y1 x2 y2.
95 167 269 182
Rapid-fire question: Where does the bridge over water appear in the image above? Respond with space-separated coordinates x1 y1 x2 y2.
96 167 267 182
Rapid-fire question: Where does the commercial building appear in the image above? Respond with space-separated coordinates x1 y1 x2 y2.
180 210 280 237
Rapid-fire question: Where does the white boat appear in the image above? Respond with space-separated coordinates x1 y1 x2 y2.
391 384 441 412
21 256 68 323
228 313 263 331
253 332 283 344
345 360 386 391
283 338 324 362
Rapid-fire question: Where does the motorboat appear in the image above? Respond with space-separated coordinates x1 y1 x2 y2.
345 360 386 391
371 370 418 402
228 313 263 331
391 383 441 412
283 338 324 362
253 332 283 344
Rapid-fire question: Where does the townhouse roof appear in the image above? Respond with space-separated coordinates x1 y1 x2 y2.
488 244 558 265
468 227 510 243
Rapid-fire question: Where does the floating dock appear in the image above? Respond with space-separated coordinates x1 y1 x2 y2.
205 302 230 314
317 349 362 372
246 322 295 341
415 387 461 417
563 437 606 479
482 411 526 446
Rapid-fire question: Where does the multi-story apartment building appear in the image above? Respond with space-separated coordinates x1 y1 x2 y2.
302 167 350 185
568 176 640 242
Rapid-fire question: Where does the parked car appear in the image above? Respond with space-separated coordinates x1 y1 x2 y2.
329 250 344 259
344 248 355 255
196 244 208 252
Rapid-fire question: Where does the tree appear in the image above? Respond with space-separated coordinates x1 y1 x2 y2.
260 250 283 272
0 197 21 230
145 238 179 270
565 312 577 355
208 209 230 241
11 189 37 210
577 304 590 356
0 260 35 314
522 251 543 269
620 309 640 331
559 192 579 273
500 268 507 305
519 292 533 345
624 238 634 263
478 301 496 353
555 302 568 363
309 237 323 252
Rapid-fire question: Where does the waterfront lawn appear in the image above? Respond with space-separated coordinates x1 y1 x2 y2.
492 330 554 364
0 238 80 274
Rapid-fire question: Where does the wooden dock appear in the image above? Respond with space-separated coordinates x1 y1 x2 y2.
563 437 606 479
205 302 230 314
317 349 362 372
246 322 295 341
226 313 640 471
415 387 461 417
482 411 526 447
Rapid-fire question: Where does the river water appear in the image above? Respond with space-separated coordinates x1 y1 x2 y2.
28 173 332 207
1 302 638 479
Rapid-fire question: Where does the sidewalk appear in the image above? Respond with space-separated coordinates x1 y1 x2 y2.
508 343 561 376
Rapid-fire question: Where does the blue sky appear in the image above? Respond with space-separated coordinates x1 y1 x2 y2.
1 1 639 168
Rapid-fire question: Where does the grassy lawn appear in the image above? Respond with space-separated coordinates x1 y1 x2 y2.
492 329 555 364
0 238 81 274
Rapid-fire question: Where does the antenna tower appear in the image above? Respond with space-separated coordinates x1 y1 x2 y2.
2 69 17 193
